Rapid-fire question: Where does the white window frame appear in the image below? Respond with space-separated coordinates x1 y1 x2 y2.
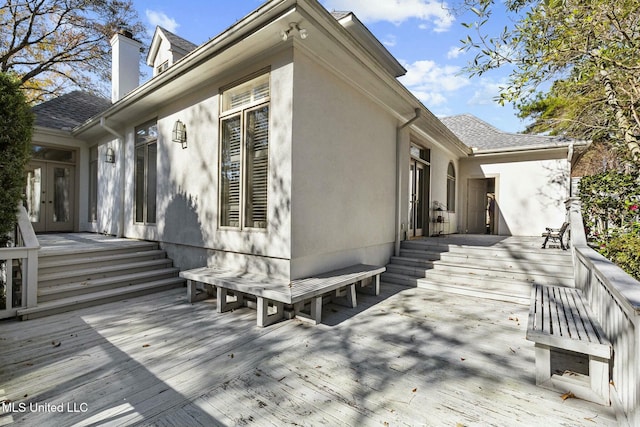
219 72 270 230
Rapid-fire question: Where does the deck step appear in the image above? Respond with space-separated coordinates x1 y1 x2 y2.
38 268 183 302
38 249 168 274
39 259 174 288
19 278 184 320
22 234 186 319
384 237 574 304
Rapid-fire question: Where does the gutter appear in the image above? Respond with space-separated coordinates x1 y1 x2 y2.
99 118 126 237
395 109 422 257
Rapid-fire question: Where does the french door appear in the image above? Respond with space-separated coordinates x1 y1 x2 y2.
409 160 429 238
24 161 75 232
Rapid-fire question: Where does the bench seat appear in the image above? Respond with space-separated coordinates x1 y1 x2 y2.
180 264 385 327
526 284 612 405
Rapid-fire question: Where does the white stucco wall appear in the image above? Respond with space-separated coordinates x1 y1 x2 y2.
290 50 396 278
460 150 570 236
93 50 295 279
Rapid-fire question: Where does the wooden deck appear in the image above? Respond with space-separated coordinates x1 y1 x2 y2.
0 283 618 426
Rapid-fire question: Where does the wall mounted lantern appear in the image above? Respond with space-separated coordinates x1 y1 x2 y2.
172 119 187 149
105 146 116 163
281 23 308 41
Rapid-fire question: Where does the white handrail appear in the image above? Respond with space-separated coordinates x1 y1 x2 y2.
568 197 640 426
0 205 39 318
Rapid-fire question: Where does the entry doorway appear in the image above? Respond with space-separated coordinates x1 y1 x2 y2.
24 161 75 233
466 178 496 234
409 159 430 238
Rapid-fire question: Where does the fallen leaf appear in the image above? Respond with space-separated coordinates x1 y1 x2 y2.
584 414 598 422
315 365 322 369
229 353 234 359
456 423 466 427
412 388 417 393
24 362 33 366
509 347 516 354
142 344 151 348
561 391 575 401
51 341 61 347
460 357 466 361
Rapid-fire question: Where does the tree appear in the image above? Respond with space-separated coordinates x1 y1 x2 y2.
0 0 145 103
460 0 640 164
0 73 33 245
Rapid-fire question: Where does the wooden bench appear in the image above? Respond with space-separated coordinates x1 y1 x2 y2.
541 222 569 250
180 264 386 327
526 284 612 405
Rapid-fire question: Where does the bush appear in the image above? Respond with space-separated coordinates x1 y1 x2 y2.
579 170 640 281
599 233 640 281
0 73 33 245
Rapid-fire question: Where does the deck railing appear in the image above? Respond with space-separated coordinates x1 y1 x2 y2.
0 205 39 319
568 197 640 426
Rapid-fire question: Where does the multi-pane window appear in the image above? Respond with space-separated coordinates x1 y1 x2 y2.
447 162 456 212
89 146 98 222
135 120 158 224
220 73 270 229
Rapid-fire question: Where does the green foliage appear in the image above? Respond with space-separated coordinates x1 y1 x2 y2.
579 170 640 280
599 234 640 281
461 0 640 164
0 73 33 245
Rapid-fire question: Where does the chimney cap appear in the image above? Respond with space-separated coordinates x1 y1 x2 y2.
117 27 134 39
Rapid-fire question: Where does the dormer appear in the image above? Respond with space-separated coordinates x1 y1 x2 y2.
146 26 198 77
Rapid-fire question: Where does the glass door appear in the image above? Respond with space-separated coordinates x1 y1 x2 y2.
25 161 75 232
409 160 429 238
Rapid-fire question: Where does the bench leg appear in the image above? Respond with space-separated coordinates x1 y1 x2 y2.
217 287 244 313
256 297 284 327
187 280 216 303
589 355 610 405
356 275 381 296
294 296 323 325
333 284 357 308
534 343 552 386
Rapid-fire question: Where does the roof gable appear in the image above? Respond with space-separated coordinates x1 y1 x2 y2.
146 26 198 71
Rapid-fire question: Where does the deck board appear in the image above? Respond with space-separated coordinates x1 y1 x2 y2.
0 284 618 426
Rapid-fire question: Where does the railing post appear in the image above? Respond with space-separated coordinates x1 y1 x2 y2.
16 206 40 309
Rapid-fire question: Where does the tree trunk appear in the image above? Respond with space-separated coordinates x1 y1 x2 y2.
599 66 640 163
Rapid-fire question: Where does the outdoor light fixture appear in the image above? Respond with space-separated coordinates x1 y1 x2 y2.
105 146 115 163
281 23 308 41
172 119 187 149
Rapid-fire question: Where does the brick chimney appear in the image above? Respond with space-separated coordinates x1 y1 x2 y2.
110 29 142 103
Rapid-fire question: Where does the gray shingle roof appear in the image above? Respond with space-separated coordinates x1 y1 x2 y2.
441 114 577 152
32 91 111 130
158 26 198 54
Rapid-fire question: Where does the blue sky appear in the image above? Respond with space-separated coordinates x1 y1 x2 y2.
133 0 526 133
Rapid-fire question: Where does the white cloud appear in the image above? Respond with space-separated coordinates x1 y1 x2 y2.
382 34 397 47
146 10 179 34
323 0 455 32
399 60 470 107
446 46 463 59
468 78 506 106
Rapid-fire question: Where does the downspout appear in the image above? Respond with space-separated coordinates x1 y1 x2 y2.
99 117 126 237
395 108 422 256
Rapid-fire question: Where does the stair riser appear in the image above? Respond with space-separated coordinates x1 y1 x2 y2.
390 256 571 273
423 270 573 287
38 271 181 302
39 260 173 288
400 242 572 262
22 281 183 320
39 251 167 275
381 273 419 287
386 263 572 283
38 244 159 265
